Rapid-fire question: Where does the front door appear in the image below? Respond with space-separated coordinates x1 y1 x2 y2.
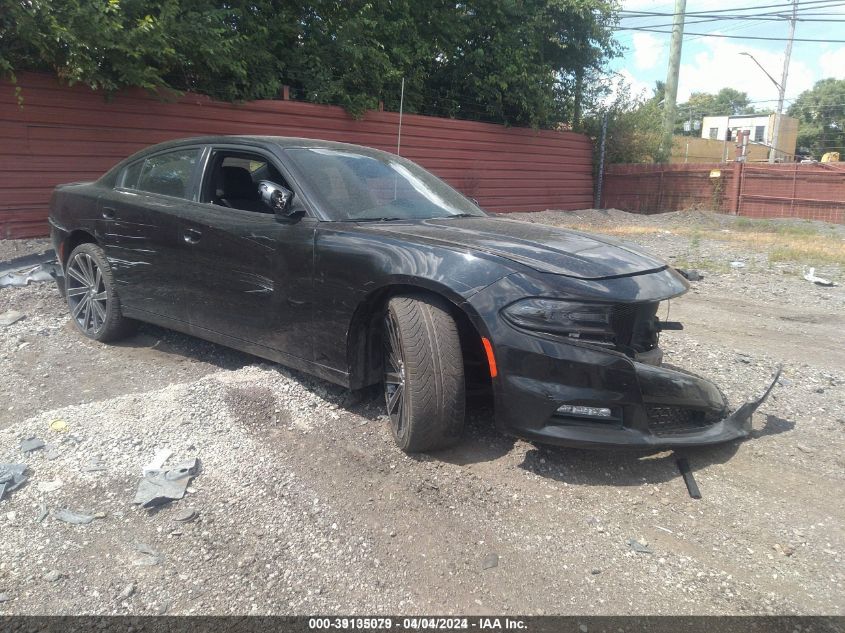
176 148 316 364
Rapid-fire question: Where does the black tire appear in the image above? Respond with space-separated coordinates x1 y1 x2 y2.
383 294 465 452
64 243 136 342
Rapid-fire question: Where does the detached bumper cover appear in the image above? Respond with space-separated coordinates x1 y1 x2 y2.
489 328 781 449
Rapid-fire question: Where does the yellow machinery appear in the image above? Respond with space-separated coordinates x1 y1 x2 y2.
821 151 840 162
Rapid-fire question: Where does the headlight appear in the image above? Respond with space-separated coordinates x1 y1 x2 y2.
501 299 614 337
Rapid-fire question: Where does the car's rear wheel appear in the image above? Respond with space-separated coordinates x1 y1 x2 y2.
65 243 136 342
383 295 465 452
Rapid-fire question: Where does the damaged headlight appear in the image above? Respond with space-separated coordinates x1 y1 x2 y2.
501 299 614 338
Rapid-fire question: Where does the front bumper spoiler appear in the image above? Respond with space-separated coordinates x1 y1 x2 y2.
495 347 782 449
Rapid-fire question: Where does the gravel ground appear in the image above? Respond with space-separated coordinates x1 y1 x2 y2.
0 210 843 615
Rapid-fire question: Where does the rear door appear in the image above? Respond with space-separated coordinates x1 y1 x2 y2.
98 146 204 321
175 146 316 363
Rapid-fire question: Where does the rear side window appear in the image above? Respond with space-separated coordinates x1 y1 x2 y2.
121 149 201 199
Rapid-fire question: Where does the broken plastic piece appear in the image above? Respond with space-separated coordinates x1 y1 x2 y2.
676 457 702 499
803 267 836 287
54 508 96 525
722 365 783 436
0 250 62 288
0 463 28 501
36 504 48 523
143 448 174 476
133 458 200 508
20 437 45 453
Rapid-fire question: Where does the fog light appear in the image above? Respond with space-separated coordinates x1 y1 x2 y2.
556 404 612 418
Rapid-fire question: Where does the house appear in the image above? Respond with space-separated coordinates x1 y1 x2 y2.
699 113 798 161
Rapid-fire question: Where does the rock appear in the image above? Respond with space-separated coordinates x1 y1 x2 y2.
481 553 499 570
590 568 601 575
796 444 814 454
172 508 197 523
43 570 62 582
0 593 9 603
54 508 95 525
118 584 135 600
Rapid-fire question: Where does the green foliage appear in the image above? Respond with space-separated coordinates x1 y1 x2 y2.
583 80 663 164
787 78 845 158
0 0 619 127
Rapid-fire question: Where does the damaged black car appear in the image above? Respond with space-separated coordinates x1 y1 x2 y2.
48 136 777 452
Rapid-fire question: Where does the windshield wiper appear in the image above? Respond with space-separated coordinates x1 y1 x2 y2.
353 217 404 222
442 213 479 219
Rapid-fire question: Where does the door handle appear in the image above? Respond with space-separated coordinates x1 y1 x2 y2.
102 207 116 220
183 228 202 245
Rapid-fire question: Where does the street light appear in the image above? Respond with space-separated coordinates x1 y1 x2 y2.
740 51 786 163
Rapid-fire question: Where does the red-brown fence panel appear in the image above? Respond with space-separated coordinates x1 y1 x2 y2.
602 162 845 224
0 73 594 238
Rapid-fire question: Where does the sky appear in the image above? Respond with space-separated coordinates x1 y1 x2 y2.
607 0 845 112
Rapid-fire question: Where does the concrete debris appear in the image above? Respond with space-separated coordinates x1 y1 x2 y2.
133 457 200 508
0 310 25 327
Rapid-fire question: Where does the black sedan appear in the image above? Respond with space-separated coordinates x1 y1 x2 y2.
48 136 776 452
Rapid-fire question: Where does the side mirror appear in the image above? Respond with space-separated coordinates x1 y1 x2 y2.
258 180 296 217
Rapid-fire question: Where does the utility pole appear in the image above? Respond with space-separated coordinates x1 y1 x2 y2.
769 0 797 163
660 0 686 163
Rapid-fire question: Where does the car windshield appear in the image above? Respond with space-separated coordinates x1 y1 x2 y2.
285 147 486 221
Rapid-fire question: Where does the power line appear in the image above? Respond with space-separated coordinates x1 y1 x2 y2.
614 26 845 42
617 0 845 18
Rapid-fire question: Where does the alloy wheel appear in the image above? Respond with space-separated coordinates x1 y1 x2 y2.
66 252 108 335
383 312 406 436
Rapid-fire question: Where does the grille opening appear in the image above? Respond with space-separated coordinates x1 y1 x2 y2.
646 405 722 437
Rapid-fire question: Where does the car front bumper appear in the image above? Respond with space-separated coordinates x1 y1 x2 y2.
468 273 779 450
487 329 780 449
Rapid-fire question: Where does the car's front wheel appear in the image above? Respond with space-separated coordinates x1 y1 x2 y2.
383 295 465 452
65 243 136 342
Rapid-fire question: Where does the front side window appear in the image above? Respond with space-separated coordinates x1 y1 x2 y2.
201 150 294 214
122 149 201 199
285 148 485 221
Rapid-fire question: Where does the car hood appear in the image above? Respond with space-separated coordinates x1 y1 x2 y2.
356 216 669 280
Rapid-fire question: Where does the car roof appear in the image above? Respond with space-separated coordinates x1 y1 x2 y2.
145 135 389 154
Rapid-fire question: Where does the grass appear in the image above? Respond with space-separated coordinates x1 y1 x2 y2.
570 217 845 267
732 217 821 237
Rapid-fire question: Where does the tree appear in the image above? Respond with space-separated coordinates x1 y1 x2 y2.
788 78 845 158
0 0 620 127
675 87 755 134
583 81 663 165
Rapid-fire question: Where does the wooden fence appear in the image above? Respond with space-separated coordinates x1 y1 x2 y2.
0 73 594 238
602 162 845 224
